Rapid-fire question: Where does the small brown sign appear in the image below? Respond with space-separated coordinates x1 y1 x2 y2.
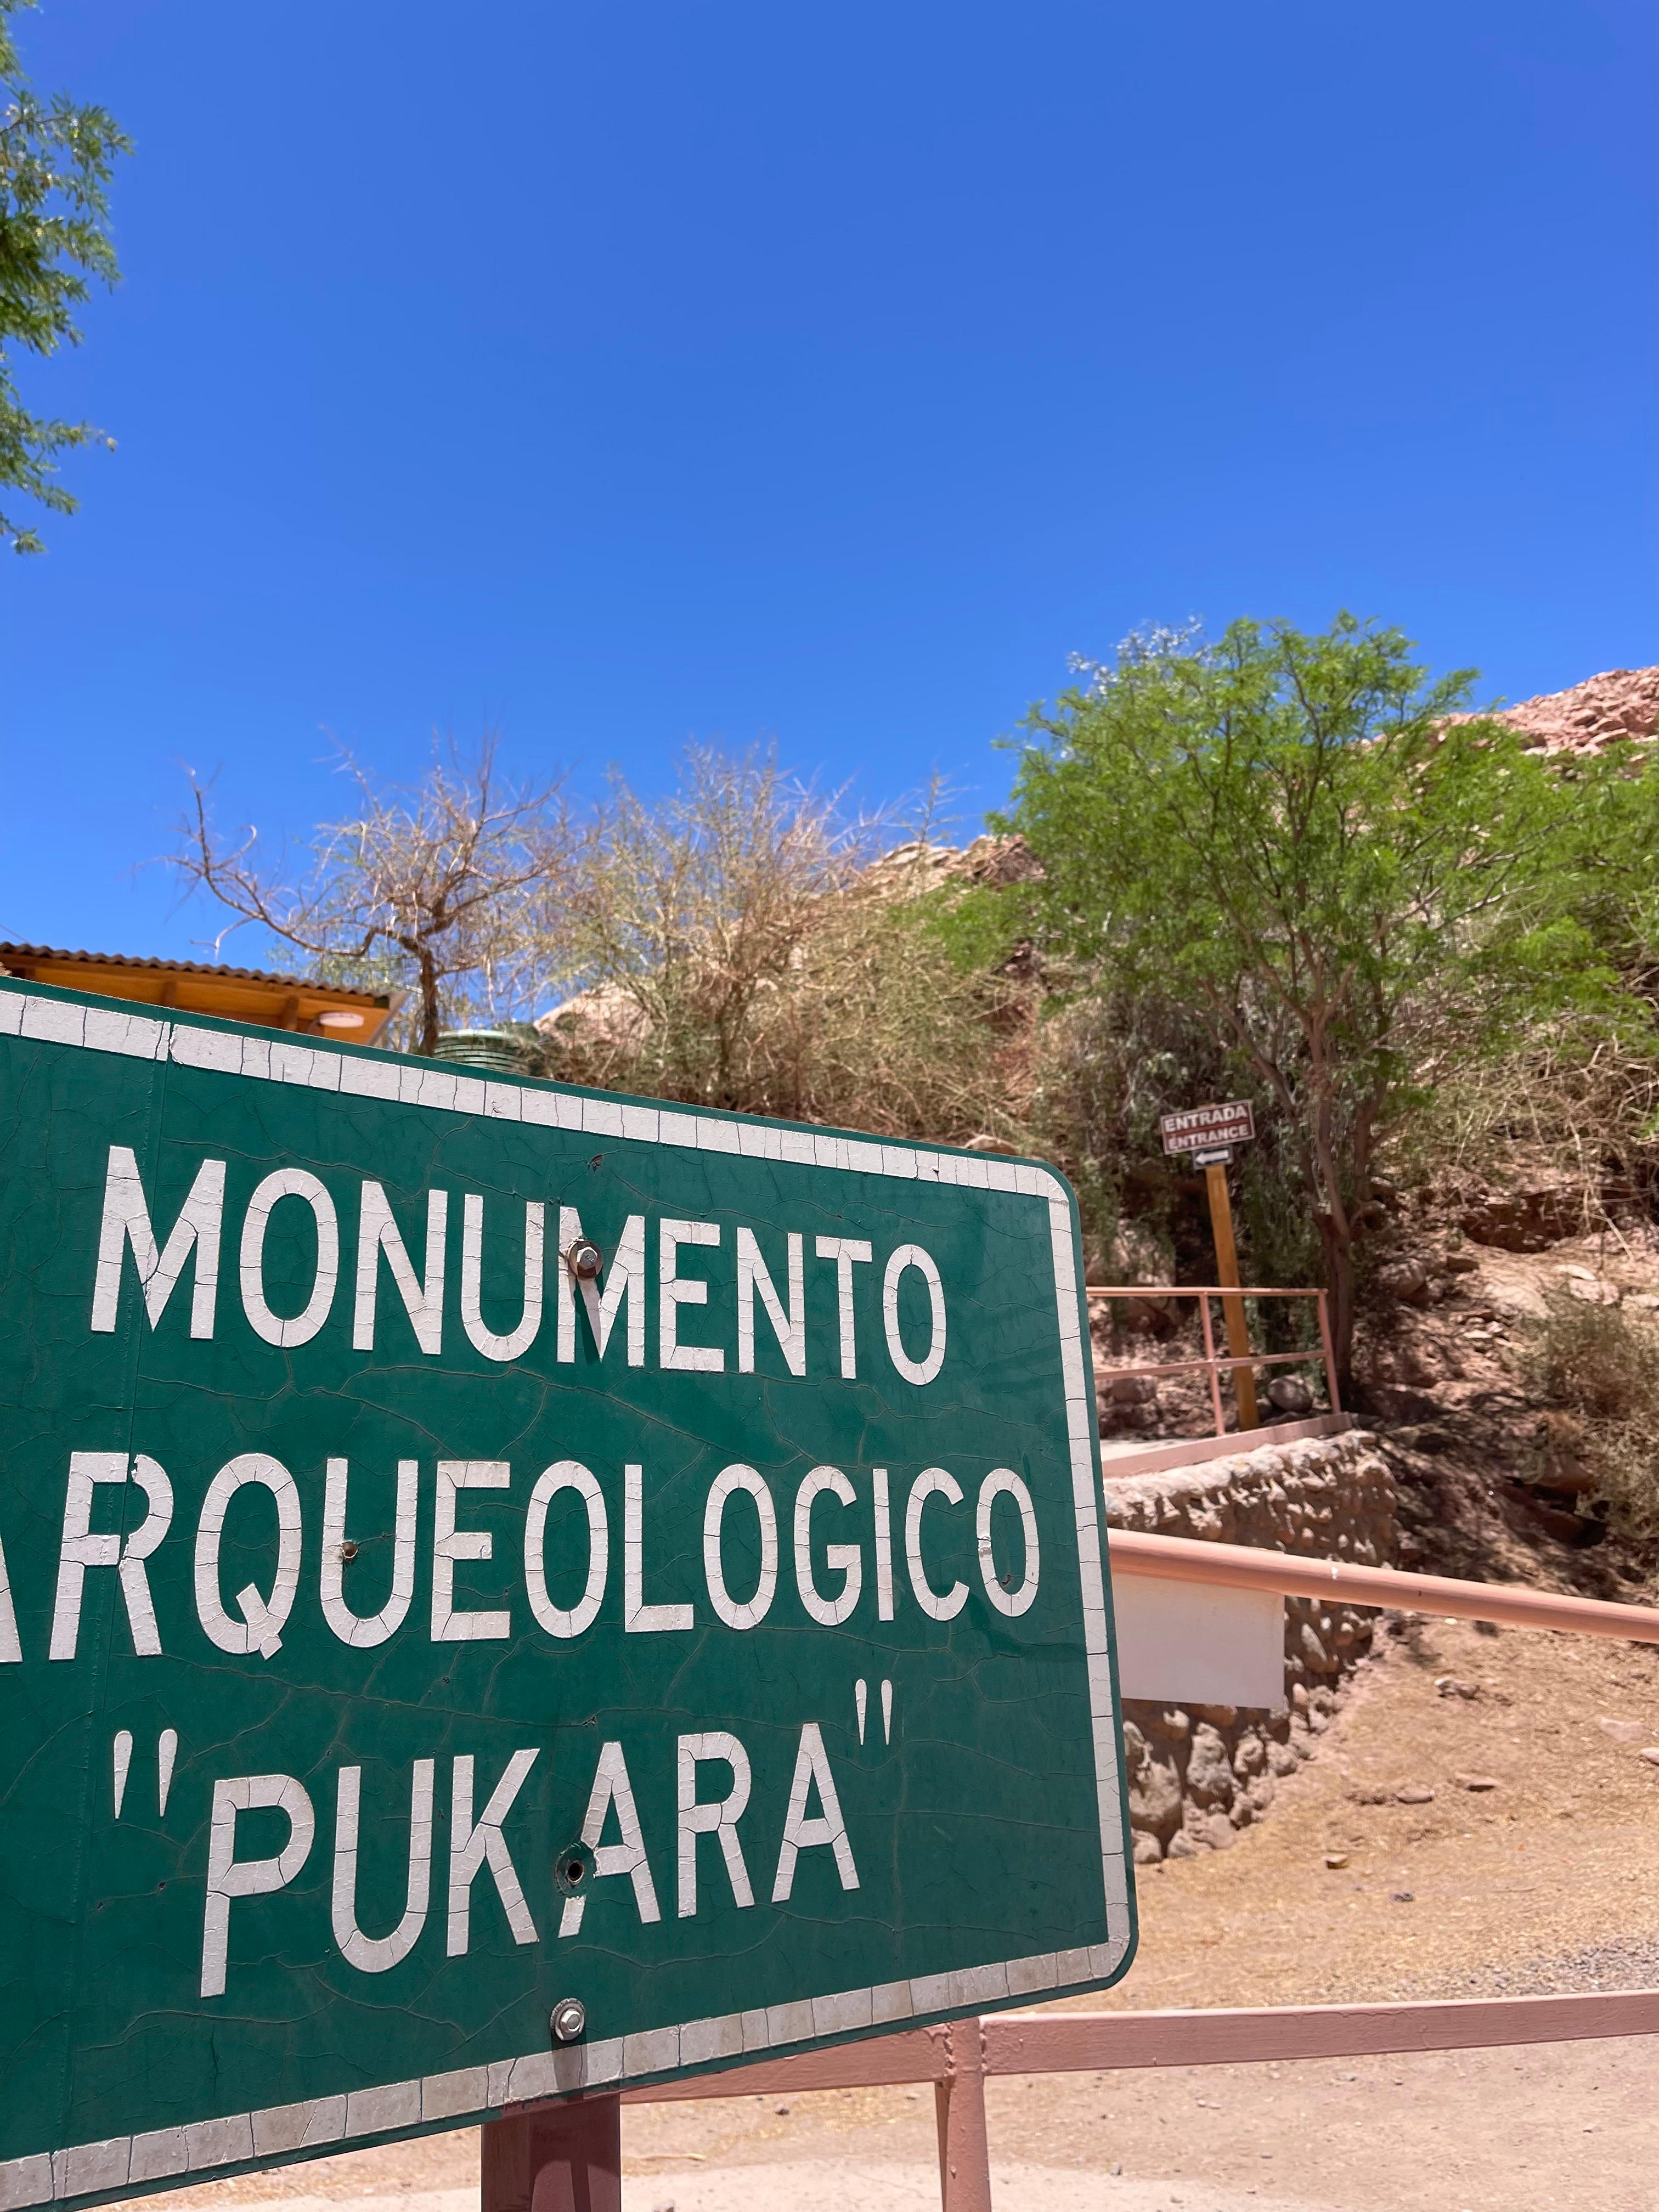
1159 1101 1255 1155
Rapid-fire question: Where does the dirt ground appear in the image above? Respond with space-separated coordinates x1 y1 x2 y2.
120 1606 1659 2212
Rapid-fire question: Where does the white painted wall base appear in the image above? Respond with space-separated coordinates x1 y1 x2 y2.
1110 1573 1284 1711
1097 1410 1351 1484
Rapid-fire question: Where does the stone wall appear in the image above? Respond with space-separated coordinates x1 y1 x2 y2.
1102 1428 1394 1863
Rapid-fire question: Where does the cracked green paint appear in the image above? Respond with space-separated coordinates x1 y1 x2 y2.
0 981 1135 2204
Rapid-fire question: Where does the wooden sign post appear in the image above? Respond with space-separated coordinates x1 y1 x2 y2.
1158 1103 1258 1431
1201 1158 1257 1431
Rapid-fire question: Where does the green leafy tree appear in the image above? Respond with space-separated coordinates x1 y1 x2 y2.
998 614 1609 1380
1560 740 1659 986
2 0 129 552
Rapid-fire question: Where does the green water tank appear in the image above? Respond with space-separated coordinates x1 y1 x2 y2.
432 1028 535 1076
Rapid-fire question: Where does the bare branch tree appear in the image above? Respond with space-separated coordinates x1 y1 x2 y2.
171 738 575 1054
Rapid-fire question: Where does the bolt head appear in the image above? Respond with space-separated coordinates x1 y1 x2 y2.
550 1997 586 2045
566 1241 603 1282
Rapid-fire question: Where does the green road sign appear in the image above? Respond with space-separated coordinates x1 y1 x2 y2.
0 980 1135 2208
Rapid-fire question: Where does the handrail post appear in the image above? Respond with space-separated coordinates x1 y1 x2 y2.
1197 1294 1226 1436
934 2018 992 2212
1316 1288 1342 1413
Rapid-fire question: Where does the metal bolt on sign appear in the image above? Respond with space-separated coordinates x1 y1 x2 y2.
564 1238 603 1280
550 1998 587 2046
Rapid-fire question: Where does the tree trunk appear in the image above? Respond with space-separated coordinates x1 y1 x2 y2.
1316 1210 1356 1396
417 952 442 1056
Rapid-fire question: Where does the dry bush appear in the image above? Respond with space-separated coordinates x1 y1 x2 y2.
538 746 1022 1145
1399 1014 1659 1234
173 740 574 1053
1516 1290 1659 1554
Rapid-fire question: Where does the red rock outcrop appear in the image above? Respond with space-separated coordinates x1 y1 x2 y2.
1458 664 1659 758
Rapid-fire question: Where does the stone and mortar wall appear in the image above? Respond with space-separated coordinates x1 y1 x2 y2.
1102 1429 1395 1864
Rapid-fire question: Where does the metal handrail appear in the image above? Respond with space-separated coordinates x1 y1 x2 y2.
1108 1526 1659 1643
1085 1280 1341 1434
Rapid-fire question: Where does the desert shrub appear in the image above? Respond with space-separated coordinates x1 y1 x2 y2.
1398 1012 1659 1235
1516 1291 1659 1553
538 746 1023 1146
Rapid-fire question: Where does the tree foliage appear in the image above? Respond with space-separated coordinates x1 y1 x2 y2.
1 0 129 552
997 613 1613 1375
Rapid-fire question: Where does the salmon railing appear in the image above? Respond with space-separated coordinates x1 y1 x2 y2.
1086 1282 1341 1435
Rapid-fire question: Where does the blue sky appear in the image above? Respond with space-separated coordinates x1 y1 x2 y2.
3 0 1655 968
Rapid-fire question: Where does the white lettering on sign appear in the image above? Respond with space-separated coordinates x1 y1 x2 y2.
676 1731 754 1917
332 1759 435 1972
49 1451 173 1661
33 1453 1041 1660
0 1532 21 1666
431 1462 512 1642
702 1463 778 1631
459 1195 544 1363
871 1466 895 1622
201 1773 315 1997
194 1454 303 1657
904 1468 969 1622
189 1724 873 1995
353 1184 448 1355
624 1462 693 1633
814 1237 872 1378
557 1206 646 1365
91 1145 225 1339
523 1460 608 1639
560 1739 661 1936
239 1169 339 1348
771 1722 859 1901
659 1218 724 1373
446 1748 540 1955
1158 1100 1255 1153
84 1150 952 1387
320 1458 418 1649
976 1468 1041 1617
736 1228 805 1376
793 1466 862 1627
882 1245 947 1385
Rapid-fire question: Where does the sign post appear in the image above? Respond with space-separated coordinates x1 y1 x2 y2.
1158 1103 1259 1431
0 980 1134 2209
1200 1160 1257 1432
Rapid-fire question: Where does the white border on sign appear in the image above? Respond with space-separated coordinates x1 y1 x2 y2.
0 986 1131 2211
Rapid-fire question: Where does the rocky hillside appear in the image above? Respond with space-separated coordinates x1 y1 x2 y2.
1453 662 1659 757
1356 1218 1659 1597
